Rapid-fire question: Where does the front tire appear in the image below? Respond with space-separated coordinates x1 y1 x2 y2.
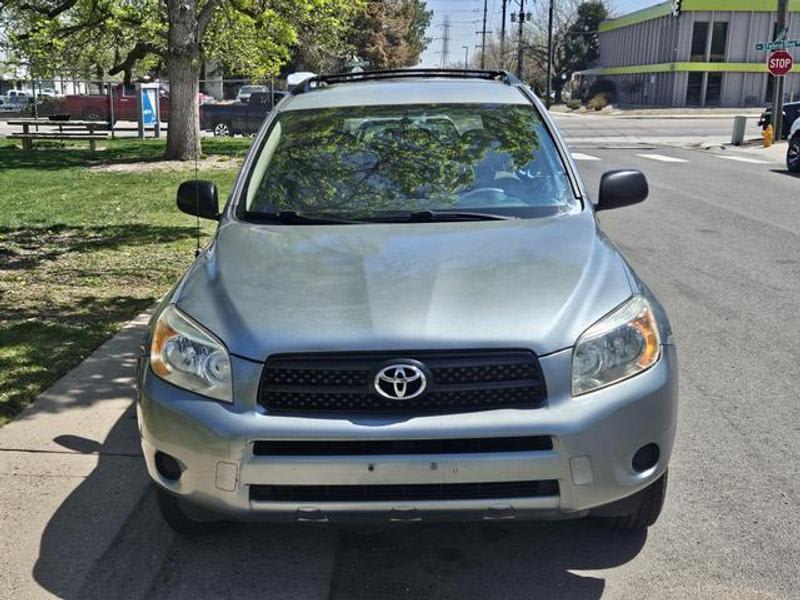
213 121 232 137
82 110 103 122
156 486 217 535
787 136 800 173
610 471 668 530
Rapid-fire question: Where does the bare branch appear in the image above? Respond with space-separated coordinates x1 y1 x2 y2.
107 41 159 76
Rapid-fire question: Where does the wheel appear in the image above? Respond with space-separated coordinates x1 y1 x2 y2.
213 121 232 137
787 136 800 173
609 471 668 530
82 110 103 121
155 486 218 535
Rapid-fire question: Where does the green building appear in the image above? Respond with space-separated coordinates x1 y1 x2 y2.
583 0 799 107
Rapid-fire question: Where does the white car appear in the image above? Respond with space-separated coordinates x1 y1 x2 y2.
6 89 31 98
787 116 800 173
235 85 268 103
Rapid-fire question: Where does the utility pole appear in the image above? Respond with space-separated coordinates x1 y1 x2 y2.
773 0 789 141
463 45 470 70
500 0 508 64
516 0 525 79
438 16 451 68
546 0 554 108
478 0 490 69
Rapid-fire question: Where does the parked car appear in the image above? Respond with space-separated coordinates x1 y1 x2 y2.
138 69 677 534
0 94 33 113
40 83 170 122
235 85 269 103
786 116 800 172
200 91 288 136
6 89 32 101
758 100 800 138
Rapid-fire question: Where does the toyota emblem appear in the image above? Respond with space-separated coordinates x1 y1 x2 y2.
374 362 428 400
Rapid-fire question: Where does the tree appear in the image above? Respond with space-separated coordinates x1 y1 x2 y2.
1 0 362 159
525 0 608 102
350 0 432 69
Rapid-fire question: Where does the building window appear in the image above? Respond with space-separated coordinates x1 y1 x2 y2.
709 22 728 62
690 22 709 61
686 72 703 106
705 73 723 106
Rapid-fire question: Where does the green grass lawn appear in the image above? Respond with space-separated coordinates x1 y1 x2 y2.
0 136 253 425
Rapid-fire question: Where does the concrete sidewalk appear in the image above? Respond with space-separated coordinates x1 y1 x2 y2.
0 312 157 599
722 140 790 164
0 312 339 600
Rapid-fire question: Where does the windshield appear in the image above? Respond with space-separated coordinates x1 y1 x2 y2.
242 103 578 221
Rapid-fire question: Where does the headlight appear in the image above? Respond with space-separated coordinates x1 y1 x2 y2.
572 295 661 396
150 305 233 402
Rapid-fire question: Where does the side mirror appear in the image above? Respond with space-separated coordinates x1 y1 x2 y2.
597 170 648 211
177 180 219 220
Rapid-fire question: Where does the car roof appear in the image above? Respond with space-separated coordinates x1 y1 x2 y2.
283 78 530 111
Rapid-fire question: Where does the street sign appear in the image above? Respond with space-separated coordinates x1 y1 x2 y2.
756 39 800 51
767 50 793 76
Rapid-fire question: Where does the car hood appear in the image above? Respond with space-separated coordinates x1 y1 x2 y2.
174 211 633 361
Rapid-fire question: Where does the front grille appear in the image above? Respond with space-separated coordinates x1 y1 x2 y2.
252 436 553 456
250 480 559 502
259 350 546 414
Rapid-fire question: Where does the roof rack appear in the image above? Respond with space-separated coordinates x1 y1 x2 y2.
294 69 521 95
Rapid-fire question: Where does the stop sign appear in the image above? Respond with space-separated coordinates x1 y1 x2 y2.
768 49 793 76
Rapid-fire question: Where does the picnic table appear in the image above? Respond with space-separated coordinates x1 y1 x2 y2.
7 118 110 152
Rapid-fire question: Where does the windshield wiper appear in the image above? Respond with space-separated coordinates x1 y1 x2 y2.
244 210 364 225
378 210 516 222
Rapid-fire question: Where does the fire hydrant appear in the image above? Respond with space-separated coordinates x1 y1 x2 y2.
764 124 774 148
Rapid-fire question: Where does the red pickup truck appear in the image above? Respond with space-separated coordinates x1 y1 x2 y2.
41 83 171 122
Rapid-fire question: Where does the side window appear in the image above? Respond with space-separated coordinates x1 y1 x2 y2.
690 22 708 62
709 22 728 62
686 72 703 106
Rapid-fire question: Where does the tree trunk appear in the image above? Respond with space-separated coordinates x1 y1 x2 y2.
165 0 201 161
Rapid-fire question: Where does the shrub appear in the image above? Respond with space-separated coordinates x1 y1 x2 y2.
587 78 617 102
587 94 608 111
566 99 582 110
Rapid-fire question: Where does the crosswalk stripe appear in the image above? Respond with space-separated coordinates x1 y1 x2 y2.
636 153 688 163
715 155 770 164
571 152 601 161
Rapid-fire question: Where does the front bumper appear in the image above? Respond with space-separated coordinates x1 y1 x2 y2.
137 345 677 523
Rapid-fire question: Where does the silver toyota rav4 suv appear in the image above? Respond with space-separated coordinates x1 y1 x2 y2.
137 69 677 534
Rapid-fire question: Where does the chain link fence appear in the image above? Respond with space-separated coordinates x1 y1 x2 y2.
0 77 286 137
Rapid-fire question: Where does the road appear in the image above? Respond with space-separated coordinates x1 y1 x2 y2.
2 133 799 599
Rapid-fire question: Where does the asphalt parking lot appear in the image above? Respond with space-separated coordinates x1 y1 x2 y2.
1 141 798 599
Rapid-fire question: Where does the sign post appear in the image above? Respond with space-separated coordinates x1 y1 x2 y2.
767 49 793 141
772 0 790 142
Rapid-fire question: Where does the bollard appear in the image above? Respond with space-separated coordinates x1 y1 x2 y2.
764 124 774 148
731 115 748 146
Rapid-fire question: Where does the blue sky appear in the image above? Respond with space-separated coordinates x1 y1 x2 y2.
419 0 662 67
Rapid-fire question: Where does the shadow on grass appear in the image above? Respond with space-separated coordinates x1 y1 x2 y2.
0 295 153 424
0 137 251 171
0 223 198 271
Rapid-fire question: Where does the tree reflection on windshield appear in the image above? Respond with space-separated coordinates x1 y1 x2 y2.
247 103 574 218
